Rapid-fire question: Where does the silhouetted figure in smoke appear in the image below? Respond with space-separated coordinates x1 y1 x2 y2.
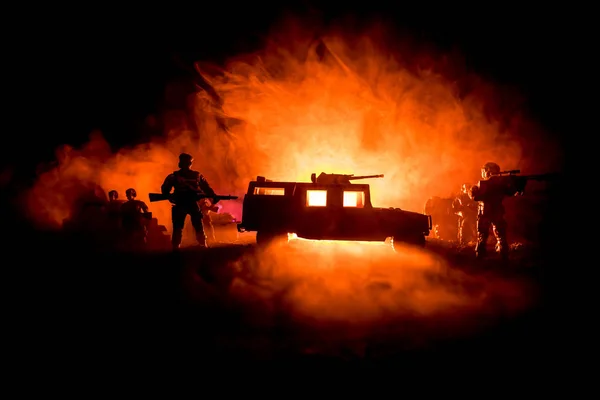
452 183 478 245
200 198 222 244
469 162 516 261
161 153 217 250
120 188 150 250
424 196 456 240
107 190 125 216
63 185 109 238
106 190 125 243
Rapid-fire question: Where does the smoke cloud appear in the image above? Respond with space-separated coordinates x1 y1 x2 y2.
23 18 563 235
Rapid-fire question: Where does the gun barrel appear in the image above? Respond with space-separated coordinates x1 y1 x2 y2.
348 174 384 180
495 169 521 176
520 172 561 181
148 192 238 203
148 193 169 202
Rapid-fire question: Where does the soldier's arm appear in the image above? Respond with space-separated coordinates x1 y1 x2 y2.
451 197 461 212
468 185 480 201
198 174 217 198
140 201 149 213
161 174 175 195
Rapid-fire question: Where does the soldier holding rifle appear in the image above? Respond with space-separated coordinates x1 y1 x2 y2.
159 153 218 250
468 162 559 261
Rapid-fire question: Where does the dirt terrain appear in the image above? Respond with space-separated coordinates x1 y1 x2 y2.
9 225 556 375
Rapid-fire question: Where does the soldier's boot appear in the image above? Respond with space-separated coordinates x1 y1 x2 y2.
195 232 208 249
475 244 486 259
495 240 509 262
475 234 487 259
172 229 183 251
203 218 216 244
136 230 148 251
205 229 216 246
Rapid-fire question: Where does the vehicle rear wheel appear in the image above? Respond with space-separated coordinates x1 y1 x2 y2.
391 234 426 251
256 230 289 247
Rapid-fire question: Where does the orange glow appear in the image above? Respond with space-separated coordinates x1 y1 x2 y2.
307 190 327 207
22 17 562 237
254 187 285 195
343 191 364 207
288 233 385 245
220 234 538 323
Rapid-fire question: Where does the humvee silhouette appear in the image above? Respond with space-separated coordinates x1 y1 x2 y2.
237 172 432 251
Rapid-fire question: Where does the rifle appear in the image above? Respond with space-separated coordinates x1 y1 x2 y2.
488 170 561 195
493 169 521 176
492 169 561 179
148 193 238 204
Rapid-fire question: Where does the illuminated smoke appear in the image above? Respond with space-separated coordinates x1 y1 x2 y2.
23 18 562 234
15 19 556 356
184 239 537 340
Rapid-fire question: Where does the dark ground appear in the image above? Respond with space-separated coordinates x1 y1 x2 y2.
6 217 564 377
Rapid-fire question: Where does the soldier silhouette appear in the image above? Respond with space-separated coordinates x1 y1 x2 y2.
161 153 217 250
120 188 150 249
200 197 222 244
452 183 478 245
108 190 119 202
106 190 125 244
469 162 521 261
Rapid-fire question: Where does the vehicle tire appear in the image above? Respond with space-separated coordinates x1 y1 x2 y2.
433 224 441 239
256 231 289 247
391 233 426 251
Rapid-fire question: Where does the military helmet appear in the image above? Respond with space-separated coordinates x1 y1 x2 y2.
178 153 194 168
125 188 137 198
108 190 118 200
481 162 501 180
179 153 193 162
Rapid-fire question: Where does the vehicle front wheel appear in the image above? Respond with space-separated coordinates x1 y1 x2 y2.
391 234 426 252
256 230 289 247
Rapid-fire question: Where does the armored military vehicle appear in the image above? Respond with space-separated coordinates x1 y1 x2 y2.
237 172 432 251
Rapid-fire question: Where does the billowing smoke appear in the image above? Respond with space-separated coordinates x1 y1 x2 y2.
23 18 562 234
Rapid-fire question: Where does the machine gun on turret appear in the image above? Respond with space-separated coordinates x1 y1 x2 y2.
310 172 384 185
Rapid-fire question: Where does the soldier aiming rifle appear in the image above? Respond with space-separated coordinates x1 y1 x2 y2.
469 162 559 261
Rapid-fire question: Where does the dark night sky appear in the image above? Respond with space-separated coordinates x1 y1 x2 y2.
7 3 580 177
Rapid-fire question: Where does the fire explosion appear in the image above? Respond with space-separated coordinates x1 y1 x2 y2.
24 19 561 233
